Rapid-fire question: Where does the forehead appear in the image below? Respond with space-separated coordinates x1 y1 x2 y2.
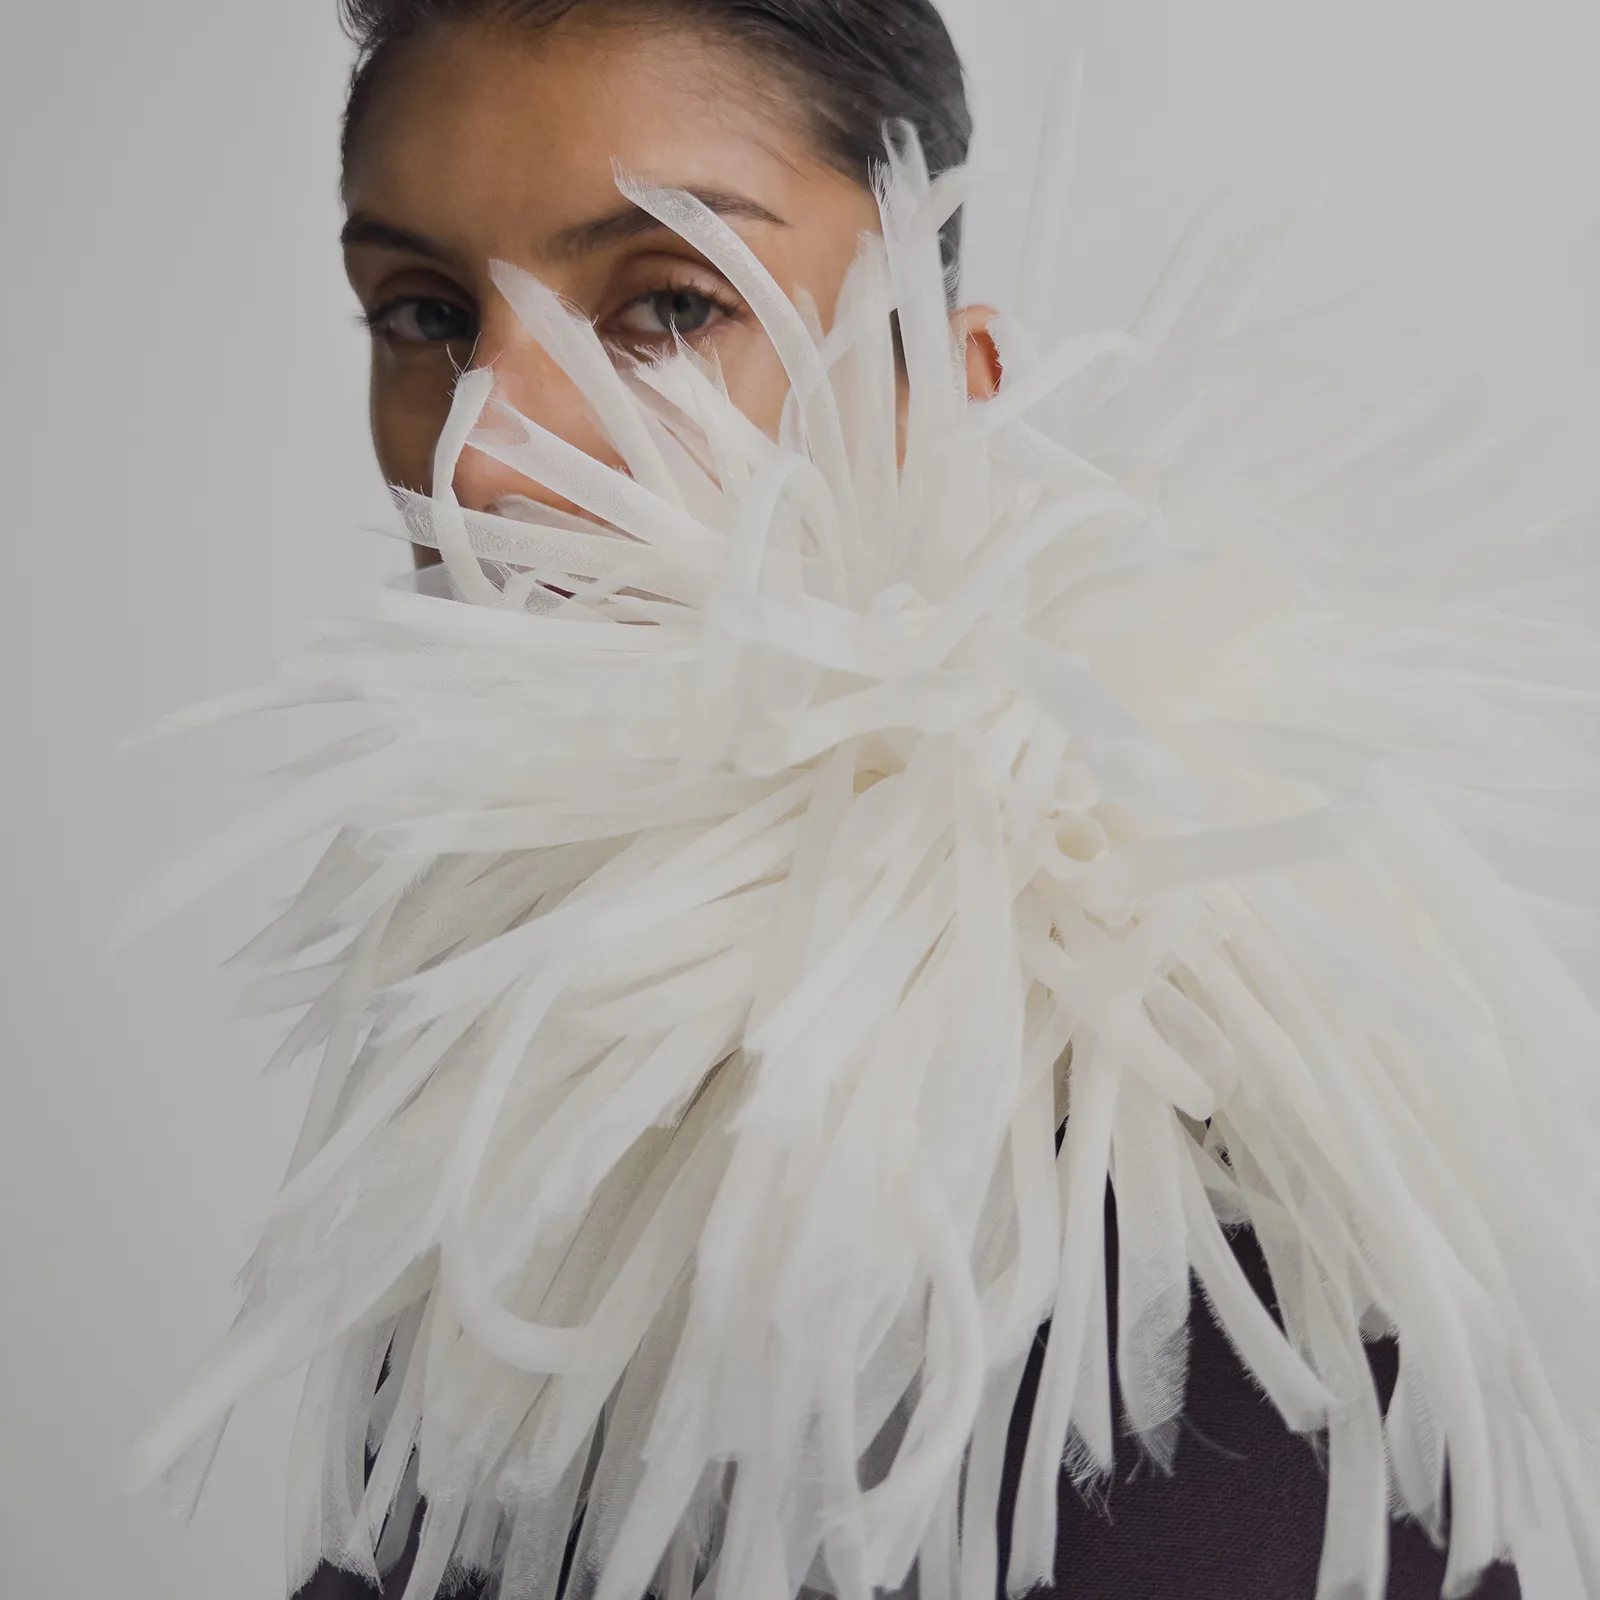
343 19 828 244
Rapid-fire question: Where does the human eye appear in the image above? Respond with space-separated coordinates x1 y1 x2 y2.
362 295 479 348
602 275 743 352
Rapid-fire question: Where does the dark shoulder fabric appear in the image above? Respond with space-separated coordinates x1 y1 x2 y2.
297 1210 1520 1600
292 1506 444 1600
994 1199 1520 1600
293 1566 388 1599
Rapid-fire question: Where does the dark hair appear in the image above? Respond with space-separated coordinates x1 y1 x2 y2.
337 0 971 276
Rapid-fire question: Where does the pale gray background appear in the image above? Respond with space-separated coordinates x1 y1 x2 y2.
2 1 1596 1596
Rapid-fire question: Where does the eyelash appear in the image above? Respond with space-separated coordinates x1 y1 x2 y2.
358 274 745 352
602 276 745 350
358 297 477 347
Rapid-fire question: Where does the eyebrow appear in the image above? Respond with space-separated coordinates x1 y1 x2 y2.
340 188 787 265
545 189 789 260
340 216 455 260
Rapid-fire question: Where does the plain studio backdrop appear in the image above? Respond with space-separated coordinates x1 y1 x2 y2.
2 2 1595 1596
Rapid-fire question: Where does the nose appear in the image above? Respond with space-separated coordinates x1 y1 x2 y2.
451 300 628 518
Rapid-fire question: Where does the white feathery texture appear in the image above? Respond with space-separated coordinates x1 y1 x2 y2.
126 127 1600 1600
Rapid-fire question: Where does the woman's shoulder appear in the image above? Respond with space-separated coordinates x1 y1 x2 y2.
996 1211 1519 1600
295 1220 1519 1600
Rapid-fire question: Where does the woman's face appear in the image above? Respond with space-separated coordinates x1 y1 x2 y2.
341 17 906 526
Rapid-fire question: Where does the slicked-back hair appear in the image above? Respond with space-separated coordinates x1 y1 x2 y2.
337 0 971 278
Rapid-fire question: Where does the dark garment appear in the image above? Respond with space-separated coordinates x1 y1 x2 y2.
297 1211 1519 1600
998 1204 1519 1600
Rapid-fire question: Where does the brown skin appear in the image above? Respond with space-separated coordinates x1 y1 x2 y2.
341 16 1001 553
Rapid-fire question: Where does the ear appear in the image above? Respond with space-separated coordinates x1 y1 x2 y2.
955 305 1003 400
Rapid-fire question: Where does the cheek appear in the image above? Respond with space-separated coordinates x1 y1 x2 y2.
368 349 460 493
711 325 794 439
